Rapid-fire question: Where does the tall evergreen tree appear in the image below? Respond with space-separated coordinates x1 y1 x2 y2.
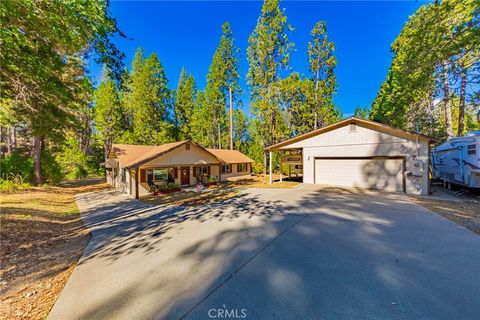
307 21 338 129
123 48 173 144
203 22 241 149
94 66 123 160
371 0 479 139
174 68 197 140
247 0 294 169
0 0 124 183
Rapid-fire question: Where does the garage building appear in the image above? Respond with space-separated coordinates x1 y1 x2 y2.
266 117 436 195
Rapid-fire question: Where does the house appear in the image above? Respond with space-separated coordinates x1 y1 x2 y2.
266 117 437 195
106 140 254 198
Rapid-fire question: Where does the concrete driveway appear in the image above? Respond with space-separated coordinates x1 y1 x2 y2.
49 186 480 320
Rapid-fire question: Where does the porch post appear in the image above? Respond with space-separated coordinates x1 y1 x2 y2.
135 167 139 199
269 150 273 184
279 152 283 182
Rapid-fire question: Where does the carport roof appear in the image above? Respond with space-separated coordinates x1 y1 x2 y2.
265 117 438 151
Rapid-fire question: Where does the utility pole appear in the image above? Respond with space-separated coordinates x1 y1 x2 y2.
229 87 233 150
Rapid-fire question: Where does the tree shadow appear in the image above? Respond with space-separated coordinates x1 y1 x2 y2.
51 186 480 320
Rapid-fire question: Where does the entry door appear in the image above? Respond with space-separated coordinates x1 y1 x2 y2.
180 166 190 186
314 158 404 192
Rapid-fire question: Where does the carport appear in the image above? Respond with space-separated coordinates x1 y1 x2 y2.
266 117 437 195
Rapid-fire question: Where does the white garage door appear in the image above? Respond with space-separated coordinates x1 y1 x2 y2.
314 158 404 192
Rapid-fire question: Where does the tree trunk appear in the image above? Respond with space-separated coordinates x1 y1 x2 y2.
217 121 221 149
229 87 233 150
6 127 12 155
33 136 43 185
314 68 320 130
457 67 467 136
441 62 454 138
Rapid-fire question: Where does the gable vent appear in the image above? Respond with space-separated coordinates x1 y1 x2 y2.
349 122 357 132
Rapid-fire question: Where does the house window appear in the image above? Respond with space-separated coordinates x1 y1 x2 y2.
146 168 174 183
221 165 231 174
467 144 476 155
121 169 127 182
349 122 357 132
185 143 190 150
196 166 208 176
237 163 247 172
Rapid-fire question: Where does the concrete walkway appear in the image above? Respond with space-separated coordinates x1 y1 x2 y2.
49 186 480 320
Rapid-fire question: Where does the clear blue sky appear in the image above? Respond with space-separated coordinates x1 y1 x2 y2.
89 0 427 117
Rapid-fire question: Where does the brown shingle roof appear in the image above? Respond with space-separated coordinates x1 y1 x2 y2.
207 149 254 164
111 141 187 168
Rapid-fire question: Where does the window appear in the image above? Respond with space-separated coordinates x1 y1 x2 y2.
146 168 174 183
121 169 127 183
221 164 231 174
349 122 357 132
237 163 247 172
195 166 208 176
185 143 190 150
467 144 476 155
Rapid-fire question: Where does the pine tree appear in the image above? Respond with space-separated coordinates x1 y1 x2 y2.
247 0 294 170
174 68 197 140
123 48 173 144
94 66 123 160
371 0 479 139
203 22 241 149
1 0 124 184
307 21 338 129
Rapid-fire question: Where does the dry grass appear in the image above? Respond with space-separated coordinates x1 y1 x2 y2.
0 179 111 320
227 174 302 189
411 196 480 235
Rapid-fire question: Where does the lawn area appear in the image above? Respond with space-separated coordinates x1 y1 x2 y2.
0 179 111 320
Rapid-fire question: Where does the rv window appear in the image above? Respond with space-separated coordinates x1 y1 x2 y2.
467 144 476 155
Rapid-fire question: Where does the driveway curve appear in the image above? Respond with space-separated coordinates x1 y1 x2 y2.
49 186 480 320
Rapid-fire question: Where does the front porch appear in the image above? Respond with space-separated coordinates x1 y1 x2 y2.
129 163 223 199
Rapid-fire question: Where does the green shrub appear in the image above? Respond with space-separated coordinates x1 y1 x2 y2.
55 136 89 181
0 151 33 182
41 149 64 184
0 178 30 192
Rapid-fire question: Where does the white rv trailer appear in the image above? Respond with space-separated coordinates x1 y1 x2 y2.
432 131 480 189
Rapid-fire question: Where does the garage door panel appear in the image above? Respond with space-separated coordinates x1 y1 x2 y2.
314 158 403 192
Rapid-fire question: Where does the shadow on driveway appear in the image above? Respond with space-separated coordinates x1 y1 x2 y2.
49 186 480 320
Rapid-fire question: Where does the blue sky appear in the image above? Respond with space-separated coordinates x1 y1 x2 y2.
89 0 427 117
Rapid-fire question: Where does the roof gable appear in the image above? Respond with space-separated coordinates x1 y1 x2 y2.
266 117 437 151
110 141 226 168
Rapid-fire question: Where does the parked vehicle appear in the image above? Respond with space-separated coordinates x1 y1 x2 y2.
432 131 480 189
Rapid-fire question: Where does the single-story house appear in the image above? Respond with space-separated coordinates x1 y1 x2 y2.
266 117 437 195
106 140 254 198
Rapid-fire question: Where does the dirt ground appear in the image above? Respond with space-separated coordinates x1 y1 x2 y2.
227 174 302 189
411 194 480 235
0 179 111 320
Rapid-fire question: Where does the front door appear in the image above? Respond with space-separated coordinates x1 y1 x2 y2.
180 166 190 186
